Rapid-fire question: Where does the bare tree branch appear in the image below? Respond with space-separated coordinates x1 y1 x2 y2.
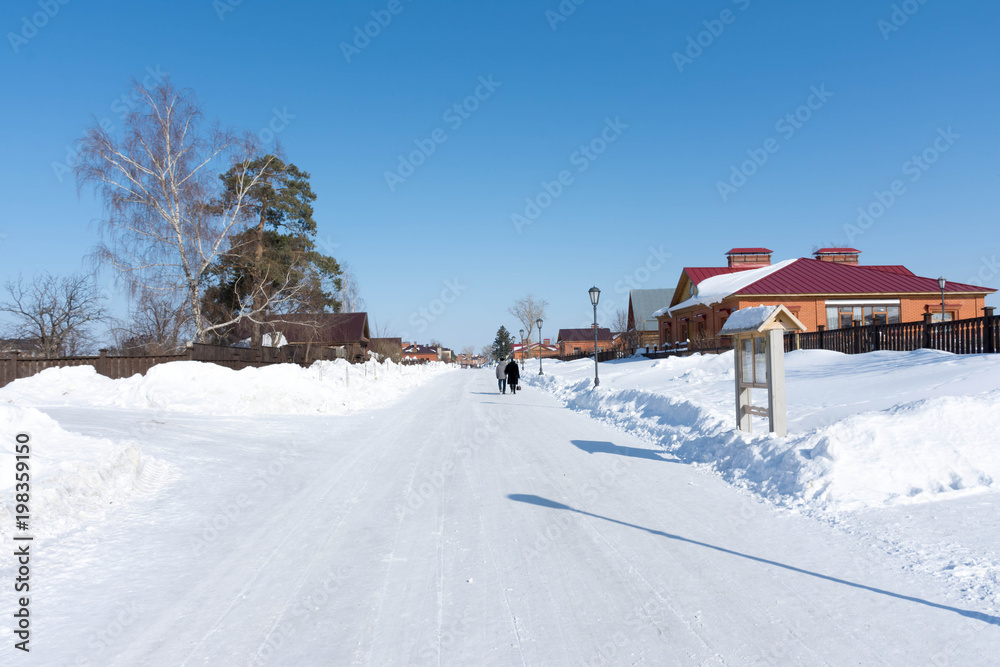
1 273 109 356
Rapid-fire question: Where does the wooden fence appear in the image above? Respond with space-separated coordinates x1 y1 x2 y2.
785 309 998 356
0 343 347 389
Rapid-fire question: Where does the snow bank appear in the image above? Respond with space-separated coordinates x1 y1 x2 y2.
0 405 175 541
0 358 454 416
524 350 1000 512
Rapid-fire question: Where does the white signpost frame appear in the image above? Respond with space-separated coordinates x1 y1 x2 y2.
719 305 806 437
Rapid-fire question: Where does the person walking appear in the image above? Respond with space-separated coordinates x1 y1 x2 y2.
496 358 507 394
504 356 521 395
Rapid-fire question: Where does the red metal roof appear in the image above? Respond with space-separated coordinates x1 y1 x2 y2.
861 265 915 277
814 247 861 254
735 258 995 295
726 247 772 255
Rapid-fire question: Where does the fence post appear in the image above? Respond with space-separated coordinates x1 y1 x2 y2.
985 307 996 354
922 313 933 349
10 351 18 383
817 325 825 350
852 319 862 355
186 342 195 361
98 349 108 377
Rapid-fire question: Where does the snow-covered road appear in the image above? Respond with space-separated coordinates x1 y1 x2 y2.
13 368 1000 665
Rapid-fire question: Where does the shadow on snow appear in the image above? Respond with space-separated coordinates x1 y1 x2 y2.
507 493 1000 628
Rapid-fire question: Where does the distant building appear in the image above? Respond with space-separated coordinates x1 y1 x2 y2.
401 343 440 363
627 289 675 350
511 339 559 359
556 327 613 356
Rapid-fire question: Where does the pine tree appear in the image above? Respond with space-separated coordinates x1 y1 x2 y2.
203 155 342 345
492 326 513 362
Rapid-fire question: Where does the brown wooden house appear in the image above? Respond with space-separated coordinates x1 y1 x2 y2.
236 312 372 361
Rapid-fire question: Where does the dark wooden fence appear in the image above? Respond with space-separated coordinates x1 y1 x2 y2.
559 348 627 362
0 343 347 389
785 308 998 356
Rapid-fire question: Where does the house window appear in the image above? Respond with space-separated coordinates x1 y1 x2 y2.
826 304 900 329
931 312 954 322
574 346 581 354
681 324 689 340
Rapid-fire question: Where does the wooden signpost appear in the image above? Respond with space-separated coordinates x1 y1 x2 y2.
719 305 806 437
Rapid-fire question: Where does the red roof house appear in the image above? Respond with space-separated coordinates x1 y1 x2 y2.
656 248 995 347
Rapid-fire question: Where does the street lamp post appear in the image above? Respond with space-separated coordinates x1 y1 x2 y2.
938 276 947 323
519 328 525 369
589 286 601 388
536 318 543 375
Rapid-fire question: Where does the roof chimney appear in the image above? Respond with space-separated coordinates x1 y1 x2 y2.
813 248 861 265
726 248 772 269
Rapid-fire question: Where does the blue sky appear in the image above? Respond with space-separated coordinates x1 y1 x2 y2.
2 0 998 350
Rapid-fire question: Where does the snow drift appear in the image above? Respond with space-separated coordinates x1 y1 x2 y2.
0 357 455 416
524 349 1000 512
0 404 175 541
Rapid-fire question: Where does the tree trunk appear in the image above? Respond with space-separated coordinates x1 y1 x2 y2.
251 206 266 349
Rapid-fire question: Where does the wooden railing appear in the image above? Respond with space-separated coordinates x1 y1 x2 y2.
784 308 998 356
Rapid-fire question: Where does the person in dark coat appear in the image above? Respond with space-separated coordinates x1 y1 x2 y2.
504 357 520 395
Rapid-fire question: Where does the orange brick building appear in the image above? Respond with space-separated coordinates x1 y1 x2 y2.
557 328 614 356
656 248 996 347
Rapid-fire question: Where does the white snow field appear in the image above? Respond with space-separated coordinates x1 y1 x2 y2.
0 353 998 665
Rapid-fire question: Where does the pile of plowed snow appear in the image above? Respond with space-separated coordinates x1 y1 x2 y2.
0 358 454 416
0 405 175 542
524 349 1000 512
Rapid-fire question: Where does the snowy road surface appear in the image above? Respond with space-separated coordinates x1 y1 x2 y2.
14 368 1000 665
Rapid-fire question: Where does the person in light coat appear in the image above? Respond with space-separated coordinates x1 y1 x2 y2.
495 358 507 394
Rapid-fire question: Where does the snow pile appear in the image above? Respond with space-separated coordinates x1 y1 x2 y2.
0 358 454 416
524 350 1000 512
0 405 175 541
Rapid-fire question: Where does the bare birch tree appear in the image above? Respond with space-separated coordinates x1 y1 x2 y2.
74 78 287 342
338 265 365 313
508 295 547 352
0 273 108 356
